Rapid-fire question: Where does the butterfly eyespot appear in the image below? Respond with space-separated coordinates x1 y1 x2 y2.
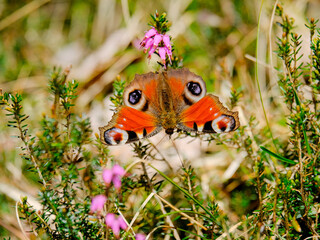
124 87 148 111
212 115 236 133
128 90 142 105
104 127 129 145
187 82 202 96
183 79 206 105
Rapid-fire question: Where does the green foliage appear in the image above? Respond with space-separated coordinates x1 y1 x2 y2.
1 69 108 239
110 76 126 108
149 12 171 35
247 3 320 238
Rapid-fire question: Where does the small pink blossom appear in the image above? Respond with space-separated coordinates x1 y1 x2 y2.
162 34 171 50
147 45 156 58
140 27 173 68
112 164 125 176
105 213 127 237
166 47 173 64
153 34 163 47
158 47 167 64
112 175 122 189
102 169 113 184
135 233 146 240
144 27 157 39
90 194 107 213
144 38 154 52
102 164 125 190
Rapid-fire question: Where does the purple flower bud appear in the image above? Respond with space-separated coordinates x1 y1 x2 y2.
148 45 156 58
158 47 167 64
105 213 127 237
90 195 107 213
135 233 146 240
113 175 122 190
111 221 120 237
118 216 128 230
162 35 171 50
144 28 157 39
166 47 173 64
112 164 125 177
144 38 154 51
102 169 113 185
153 34 163 47
105 213 116 225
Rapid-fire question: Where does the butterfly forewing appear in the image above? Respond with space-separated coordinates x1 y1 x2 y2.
99 106 161 145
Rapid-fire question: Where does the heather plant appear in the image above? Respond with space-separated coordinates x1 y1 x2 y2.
1 1 320 240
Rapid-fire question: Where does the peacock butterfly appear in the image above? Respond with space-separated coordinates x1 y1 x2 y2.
99 68 240 145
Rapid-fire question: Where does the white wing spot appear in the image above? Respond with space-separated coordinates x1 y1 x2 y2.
214 113 218 117
123 118 127 122
209 107 213 111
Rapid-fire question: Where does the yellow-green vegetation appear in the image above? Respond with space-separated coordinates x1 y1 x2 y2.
1 0 320 239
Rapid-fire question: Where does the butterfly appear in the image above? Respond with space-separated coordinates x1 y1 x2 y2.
99 68 240 145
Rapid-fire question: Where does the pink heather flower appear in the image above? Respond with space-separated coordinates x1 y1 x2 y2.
118 215 127 229
112 175 122 189
166 48 173 64
153 34 163 47
144 38 154 52
112 164 125 176
105 213 127 237
102 164 125 190
102 169 113 184
90 194 107 213
147 45 156 58
135 233 146 240
158 47 167 64
144 27 157 39
162 34 171 50
105 213 116 226
140 27 173 67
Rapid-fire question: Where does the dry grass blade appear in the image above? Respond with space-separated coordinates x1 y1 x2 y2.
15 201 30 240
0 183 41 211
153 192 181 240
216 216 253 240
71 13 143 82
0 0 50 31
121 192 155 239
155 193 207 231
76 51 140 106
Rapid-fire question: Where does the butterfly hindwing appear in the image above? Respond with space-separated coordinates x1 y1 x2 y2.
99 106 161 145
178 94 240 133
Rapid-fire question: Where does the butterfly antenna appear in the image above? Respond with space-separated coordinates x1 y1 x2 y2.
169 135 185 168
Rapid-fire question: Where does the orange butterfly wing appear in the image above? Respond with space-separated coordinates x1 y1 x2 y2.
99 106 161 145
178 95 240 133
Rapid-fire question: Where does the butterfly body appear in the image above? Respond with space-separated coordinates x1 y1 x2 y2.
99 68 240 145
